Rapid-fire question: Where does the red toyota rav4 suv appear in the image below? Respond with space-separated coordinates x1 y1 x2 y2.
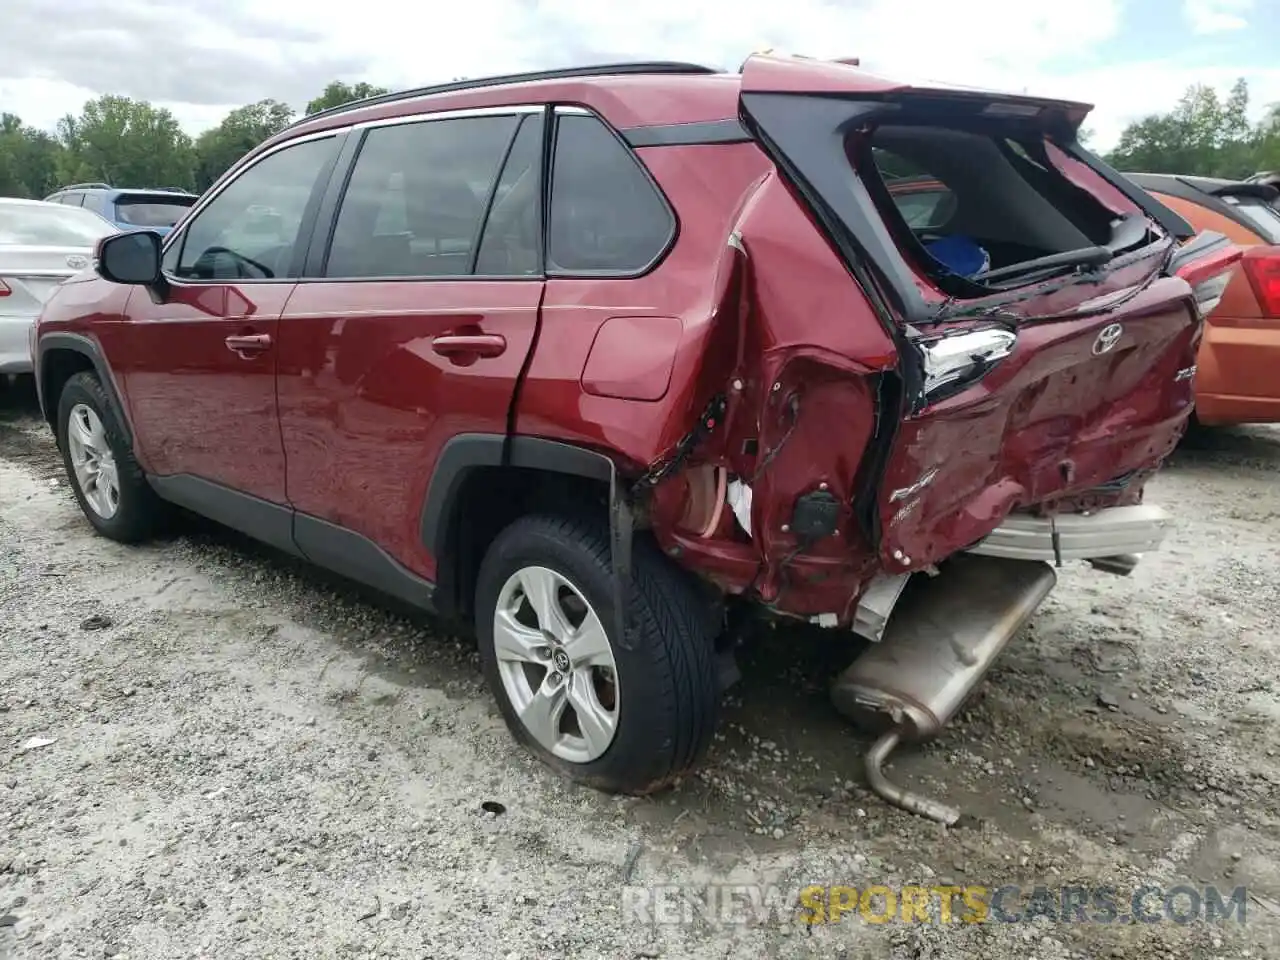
34 55 1239 811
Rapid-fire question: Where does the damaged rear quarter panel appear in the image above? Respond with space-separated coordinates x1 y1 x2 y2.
653 171 902 617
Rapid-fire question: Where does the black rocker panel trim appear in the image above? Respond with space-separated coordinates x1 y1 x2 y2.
147 474 438 611
293 512 437 611
148 474 301 557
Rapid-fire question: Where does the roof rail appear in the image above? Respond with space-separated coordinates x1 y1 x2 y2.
289 61 720 130
59 182 113 191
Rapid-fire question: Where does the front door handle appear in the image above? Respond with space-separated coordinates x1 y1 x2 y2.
431 333 507 360
224 333 272 358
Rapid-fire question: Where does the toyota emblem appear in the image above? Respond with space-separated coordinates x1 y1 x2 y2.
65 254 89 270
1092 323 1123 356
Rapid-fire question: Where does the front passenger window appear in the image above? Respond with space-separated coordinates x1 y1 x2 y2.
170 136 337 281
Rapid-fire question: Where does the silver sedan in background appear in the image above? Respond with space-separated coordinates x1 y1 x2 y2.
1 198 118 375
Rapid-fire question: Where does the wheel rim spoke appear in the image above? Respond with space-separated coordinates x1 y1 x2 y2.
69 409 96 452
565 610 613 668
492 609 546 664
519 674 567 751
65 404 119 520
86 409 107 448
519 567 573 640
100 461 120 510
567 669 616 757
72 458 96 489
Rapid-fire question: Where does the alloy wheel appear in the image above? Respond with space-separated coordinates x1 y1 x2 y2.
66 403 120 519
492 565 620 763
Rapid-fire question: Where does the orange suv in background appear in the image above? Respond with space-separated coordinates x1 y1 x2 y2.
1126 173 1280 426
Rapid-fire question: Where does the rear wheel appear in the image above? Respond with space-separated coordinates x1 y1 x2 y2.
57 371 165 542
475 512 719 794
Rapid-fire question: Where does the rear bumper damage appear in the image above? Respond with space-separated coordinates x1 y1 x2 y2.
964 503 1171 570
837 504 1172 821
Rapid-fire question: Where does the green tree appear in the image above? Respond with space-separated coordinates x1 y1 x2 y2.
56 96 195 190
0 113 65 198
194 98 294 190
305 81 390 116
1105 79 1268 179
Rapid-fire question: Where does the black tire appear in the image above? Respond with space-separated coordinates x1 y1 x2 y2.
475 512 719 795
56 371 165 543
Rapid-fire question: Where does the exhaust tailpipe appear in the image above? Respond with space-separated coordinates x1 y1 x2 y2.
831 554 1058 824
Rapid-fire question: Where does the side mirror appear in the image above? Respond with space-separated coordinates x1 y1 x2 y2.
97 230 162 285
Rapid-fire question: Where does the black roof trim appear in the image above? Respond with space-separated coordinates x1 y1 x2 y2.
291 62 721 130
622 118 751 148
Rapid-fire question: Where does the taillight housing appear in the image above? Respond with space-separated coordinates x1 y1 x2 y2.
1241 249 1280 318
0 279 10 297
918 327 1017 403
1170 231 1242 318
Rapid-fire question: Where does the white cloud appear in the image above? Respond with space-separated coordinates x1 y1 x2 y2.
0 0 1271 154
1183 0 1254 33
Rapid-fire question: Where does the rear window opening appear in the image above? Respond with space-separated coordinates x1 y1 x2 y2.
1220 194 1280 245
113 195 195 228
860 124 1158 297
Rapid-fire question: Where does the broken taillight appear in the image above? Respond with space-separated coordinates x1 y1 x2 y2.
918 327 1017 403
1241 249 1280 318
1169 231 1242 318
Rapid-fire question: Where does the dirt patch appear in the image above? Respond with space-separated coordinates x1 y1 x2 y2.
2 379 1278 959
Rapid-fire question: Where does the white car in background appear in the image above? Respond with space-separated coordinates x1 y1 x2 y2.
1 198 118 376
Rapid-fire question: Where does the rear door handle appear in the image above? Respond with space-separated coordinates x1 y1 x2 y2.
431 333 507 359
224 333 272 357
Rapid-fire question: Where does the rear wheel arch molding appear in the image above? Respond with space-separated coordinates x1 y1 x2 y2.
37 333 133 446
420 433 624 619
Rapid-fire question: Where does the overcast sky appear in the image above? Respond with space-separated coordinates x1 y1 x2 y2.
2 0 1278 151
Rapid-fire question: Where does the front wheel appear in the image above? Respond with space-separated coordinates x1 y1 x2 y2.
475 513 719 794
57 371 165 542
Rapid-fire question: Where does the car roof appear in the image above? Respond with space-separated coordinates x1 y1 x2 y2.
277 56 1094 147
48 186 196 198
279 65 744 146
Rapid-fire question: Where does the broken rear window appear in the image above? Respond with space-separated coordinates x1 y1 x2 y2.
863 125 1152 295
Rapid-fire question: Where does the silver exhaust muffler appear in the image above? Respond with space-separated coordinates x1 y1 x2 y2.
831 554 1058 824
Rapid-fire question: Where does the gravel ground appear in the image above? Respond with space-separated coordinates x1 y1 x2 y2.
2 375 1279 960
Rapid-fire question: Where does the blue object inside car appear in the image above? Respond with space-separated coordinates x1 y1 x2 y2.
924 234 990 278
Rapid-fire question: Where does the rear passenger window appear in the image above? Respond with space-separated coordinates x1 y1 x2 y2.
325 115 519 279
475 114 543 276
547 113 674 275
